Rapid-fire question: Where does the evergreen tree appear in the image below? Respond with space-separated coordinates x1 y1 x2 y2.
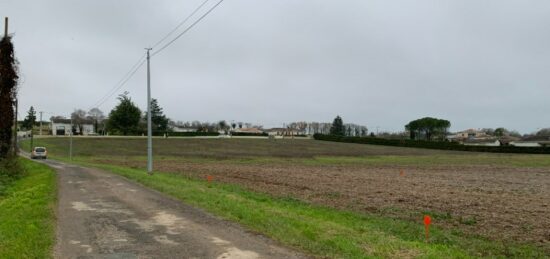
330 115 345 136
0 35 18 158
22 106 36 130
405 117 451 140
145 98 169 133
107 93 141 135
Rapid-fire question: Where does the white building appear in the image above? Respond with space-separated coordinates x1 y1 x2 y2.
509 141 541 147
510 135 550 147
51 118 95 136
169 126 198 133
231 128 265 134
462 139 501 146
447 129 488 141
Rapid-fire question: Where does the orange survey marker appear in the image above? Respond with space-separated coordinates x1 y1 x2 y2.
424 215 432 242
206 175 214 188
400 170 405 176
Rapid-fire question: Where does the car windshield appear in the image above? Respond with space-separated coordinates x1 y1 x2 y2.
35 148 46 152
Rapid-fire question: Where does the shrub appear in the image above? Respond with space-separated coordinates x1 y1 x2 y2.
313 134 550 154
165 132 219 137
0 158 24 195
230 132 268 137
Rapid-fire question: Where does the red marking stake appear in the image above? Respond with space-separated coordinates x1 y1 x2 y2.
207 175 214 187
424 215 432 242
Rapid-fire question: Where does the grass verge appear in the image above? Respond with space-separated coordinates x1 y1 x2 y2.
0 158 57 258
70 160 544 258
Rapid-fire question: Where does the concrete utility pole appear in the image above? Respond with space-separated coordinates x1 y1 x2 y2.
30 125 33 152
13 99 17 155
39 111 43 135
4 17 7 37
5 17 17 156
146 48 153 174
69 117 73 161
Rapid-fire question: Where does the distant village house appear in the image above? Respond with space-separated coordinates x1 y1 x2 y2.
50 118 95 136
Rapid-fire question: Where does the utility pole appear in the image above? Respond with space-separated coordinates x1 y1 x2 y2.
30 124 33 152
69 117 73 161
4 17 7 37
146 48 153 174
39 111 43 136
13 98 17 155
30 109 36 152
6 17 17 156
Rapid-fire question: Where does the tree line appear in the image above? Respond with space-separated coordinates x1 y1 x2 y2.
282 118 368 137
59 93 263 136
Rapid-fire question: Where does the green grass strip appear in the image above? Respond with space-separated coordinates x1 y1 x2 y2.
0 159 57 259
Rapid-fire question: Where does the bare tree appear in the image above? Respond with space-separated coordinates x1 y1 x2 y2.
88 108 105 134
71 109 87 135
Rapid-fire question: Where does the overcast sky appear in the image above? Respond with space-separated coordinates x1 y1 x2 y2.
1 0 549 133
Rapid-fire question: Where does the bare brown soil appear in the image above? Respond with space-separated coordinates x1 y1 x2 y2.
96 158 550 250
39 137 550 251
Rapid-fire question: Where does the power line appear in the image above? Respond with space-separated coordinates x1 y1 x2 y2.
91 53 145 108
151 0 211 49
152 0 224 57
90 54 146 109
88 0 224 110
96 59 146 109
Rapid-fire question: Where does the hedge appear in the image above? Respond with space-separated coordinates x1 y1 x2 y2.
230 132 268 137
153 132 220 137
313 134 550 154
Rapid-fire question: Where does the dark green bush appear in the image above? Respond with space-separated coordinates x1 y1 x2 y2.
230 132 268 137
0 158 24 195
164 132 219 137
313 134 550 154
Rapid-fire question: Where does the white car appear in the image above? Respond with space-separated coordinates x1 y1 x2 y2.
31 147 47 159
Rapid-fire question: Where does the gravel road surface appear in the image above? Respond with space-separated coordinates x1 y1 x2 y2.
34 158 304 259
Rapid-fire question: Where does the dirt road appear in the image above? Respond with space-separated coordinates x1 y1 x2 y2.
38 159 304 259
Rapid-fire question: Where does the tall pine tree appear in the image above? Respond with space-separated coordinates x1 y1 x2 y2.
145 99 169 133
22 106 36 130
330 115 345 136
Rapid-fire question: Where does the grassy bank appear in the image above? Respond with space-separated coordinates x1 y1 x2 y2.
0 158 57 258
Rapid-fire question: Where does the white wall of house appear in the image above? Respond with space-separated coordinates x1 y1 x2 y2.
170 126 197 132
82 124 94 135
509 142 541 147
17 130 31 137
463 140 501 146
51 123 71 136
51 122 95 136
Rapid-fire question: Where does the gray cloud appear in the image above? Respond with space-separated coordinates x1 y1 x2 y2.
2 0 548 133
